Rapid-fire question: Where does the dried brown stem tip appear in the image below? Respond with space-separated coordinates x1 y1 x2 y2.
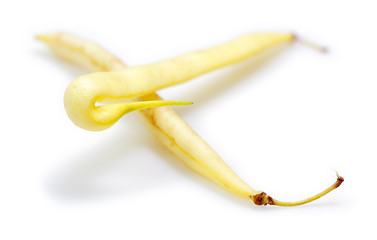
251 174 344 206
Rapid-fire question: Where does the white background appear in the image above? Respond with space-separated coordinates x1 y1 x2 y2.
1 0 376 239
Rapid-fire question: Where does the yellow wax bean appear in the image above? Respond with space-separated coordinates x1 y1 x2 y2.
39 33 342 206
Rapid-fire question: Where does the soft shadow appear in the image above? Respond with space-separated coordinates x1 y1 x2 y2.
252 196 347 212
293 198 347 209
47 119 161 200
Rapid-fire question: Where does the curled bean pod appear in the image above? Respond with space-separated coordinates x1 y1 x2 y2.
63 33 294 131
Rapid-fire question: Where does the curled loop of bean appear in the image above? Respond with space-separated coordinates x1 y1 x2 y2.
64 72 192 131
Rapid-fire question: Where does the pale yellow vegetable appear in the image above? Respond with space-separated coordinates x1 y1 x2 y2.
64 33 295 131
38 33 343 206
